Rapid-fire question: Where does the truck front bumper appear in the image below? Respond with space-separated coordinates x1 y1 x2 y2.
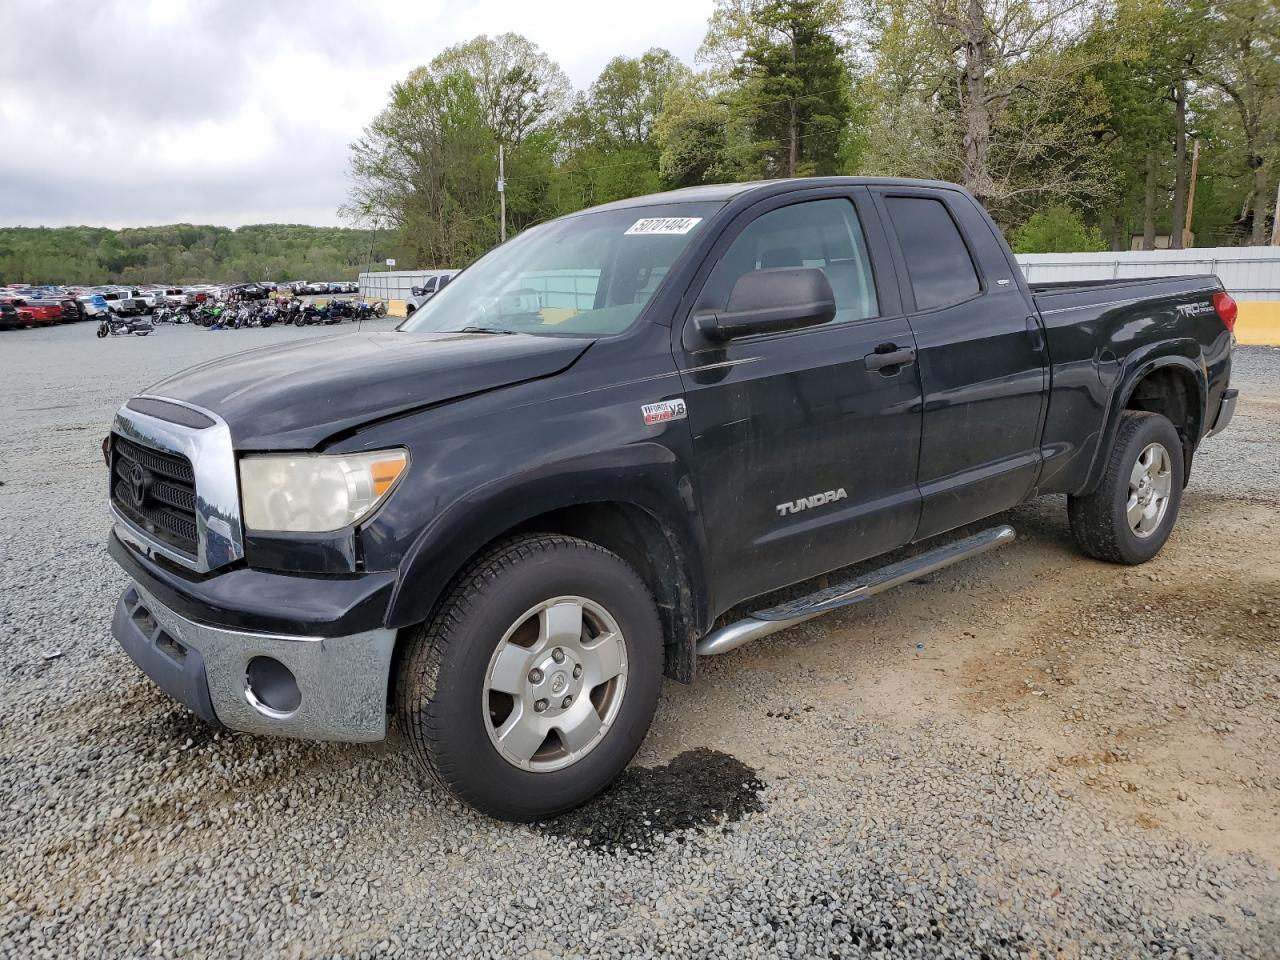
113 583 396 742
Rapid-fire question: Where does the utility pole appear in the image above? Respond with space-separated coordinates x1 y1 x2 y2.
1271 174 1279 246
497 144 507 244
1183 139 1200 248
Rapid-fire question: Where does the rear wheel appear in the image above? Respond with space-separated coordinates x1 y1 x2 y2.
396 535 663 821
1068 411 1183 564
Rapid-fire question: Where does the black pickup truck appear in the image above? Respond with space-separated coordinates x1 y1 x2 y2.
106 178 1238 820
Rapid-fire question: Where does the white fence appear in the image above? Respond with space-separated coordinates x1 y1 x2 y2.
362 247 1280 303
358 270 452 301
1015 247 1280 300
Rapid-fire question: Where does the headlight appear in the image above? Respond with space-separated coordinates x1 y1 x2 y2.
239 449 408 533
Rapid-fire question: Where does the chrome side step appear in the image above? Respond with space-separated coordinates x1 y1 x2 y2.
696 525 1016 657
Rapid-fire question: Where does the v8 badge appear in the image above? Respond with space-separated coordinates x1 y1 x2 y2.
641 398 687 426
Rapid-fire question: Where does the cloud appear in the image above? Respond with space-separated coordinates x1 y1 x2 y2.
0 0 711 227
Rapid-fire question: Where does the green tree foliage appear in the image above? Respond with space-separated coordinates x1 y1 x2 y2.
0 224 383 286
708 0 854 177
1190 0 1280 244
428 33 573 145
554 50 689 209
856 0 1115 224
1010 206 1108 251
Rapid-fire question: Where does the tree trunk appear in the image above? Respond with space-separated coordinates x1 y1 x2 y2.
1143 152 1157 250
1170 84 1186 249
1249 158 1267 245
961 0 994 207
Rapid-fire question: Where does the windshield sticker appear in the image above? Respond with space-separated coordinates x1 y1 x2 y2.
625 217 703 236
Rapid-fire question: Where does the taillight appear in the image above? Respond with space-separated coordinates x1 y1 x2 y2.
1212 291 1237 333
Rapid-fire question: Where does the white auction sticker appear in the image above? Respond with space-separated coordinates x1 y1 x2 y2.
625 217 703 236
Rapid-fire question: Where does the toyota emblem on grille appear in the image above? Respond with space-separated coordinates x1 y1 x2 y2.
128 463 152 507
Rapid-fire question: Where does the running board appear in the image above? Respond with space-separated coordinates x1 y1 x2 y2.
696 525 1016 657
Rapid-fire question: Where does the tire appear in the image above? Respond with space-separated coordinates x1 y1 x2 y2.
1068 411 1184 565
396 534 663 821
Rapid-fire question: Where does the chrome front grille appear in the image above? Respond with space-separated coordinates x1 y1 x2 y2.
111 436 199 556
109 396 244 573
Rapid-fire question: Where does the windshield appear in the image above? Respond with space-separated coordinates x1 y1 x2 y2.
400 202 720 338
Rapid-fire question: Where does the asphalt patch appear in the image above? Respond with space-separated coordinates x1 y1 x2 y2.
535 748 764 853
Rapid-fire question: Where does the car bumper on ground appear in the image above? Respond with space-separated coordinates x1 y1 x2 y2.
112 582 397 743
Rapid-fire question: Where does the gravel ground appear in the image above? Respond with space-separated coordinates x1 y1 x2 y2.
1 324 1277 959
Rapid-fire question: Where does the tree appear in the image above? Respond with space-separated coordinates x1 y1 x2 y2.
345 34 571 265
580 49 692 148
552 49 689 208
1192 0 1279 244
0 224 380 285
700 0 853 177
857 0 1114 222
1010 205 1107 250
654 75 760 187
430 33 572 145
345 69 499 266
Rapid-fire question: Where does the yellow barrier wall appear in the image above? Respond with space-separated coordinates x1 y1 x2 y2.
1236 301 1280 346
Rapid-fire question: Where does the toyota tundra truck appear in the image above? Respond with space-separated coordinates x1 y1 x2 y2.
106 177 1238 821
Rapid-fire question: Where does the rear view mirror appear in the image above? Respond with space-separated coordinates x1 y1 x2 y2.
693 267 835 341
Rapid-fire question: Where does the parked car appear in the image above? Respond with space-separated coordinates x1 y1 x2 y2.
405 271 458 316
228 283 270 301
78 294 111 318
99 292 149 316
1 296 62 325
104 177 1237 822
0 302 27 330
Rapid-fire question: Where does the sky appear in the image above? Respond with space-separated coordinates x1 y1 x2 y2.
0 0 713 229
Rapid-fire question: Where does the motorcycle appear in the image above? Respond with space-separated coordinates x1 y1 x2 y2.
97 315 153 338
294 303 325 326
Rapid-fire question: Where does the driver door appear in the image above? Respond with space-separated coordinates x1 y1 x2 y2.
675 190 923 613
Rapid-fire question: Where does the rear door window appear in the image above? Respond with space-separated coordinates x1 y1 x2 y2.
884 196 980 310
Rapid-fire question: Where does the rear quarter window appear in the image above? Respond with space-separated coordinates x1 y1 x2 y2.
885 196 981 310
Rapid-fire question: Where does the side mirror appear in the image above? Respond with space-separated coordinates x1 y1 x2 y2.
411 286 423 297
693 267 835 341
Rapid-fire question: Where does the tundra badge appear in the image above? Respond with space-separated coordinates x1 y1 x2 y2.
777 488 848 516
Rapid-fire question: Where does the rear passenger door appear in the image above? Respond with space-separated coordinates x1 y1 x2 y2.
872 187 1047 540
676 188 923 613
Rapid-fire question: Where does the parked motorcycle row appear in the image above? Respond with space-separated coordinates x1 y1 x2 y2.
94 296 387 338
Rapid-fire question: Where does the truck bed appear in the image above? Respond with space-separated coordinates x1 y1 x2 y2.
1030 274 1222 315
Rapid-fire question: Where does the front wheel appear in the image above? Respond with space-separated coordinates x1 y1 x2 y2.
396 535 663 821
1068 411 1184 564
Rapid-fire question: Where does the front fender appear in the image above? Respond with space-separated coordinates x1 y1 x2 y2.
383 441 711 633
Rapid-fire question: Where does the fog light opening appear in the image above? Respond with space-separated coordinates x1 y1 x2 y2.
245 656 301 719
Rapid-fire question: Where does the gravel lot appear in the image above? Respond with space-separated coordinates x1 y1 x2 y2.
1 323 1277 959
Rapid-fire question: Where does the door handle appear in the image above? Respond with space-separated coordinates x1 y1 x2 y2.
864 344 916 373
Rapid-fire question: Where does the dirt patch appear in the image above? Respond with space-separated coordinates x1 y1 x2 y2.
535 748 764 853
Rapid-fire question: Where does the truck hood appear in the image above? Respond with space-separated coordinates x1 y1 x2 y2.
146 330 593 449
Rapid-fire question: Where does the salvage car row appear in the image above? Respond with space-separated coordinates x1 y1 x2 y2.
0 280 359 330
